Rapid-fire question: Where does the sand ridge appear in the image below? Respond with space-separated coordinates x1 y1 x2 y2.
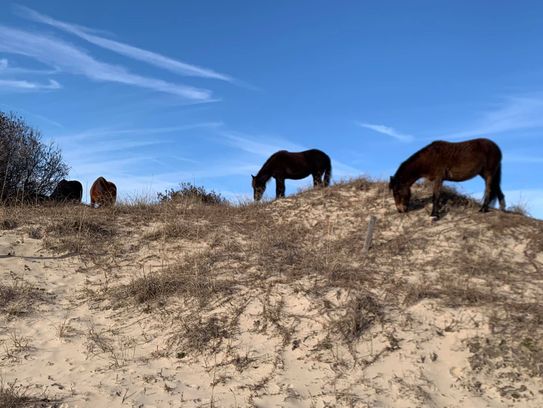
1 180 542 407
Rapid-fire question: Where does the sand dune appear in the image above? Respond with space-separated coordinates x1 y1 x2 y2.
1 180 542 407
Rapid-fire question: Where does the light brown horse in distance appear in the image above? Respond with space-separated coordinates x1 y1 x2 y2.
389 138 506 218
90 177 117 208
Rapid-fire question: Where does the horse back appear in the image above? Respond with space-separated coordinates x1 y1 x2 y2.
279 149 330 177
51 179 83 202
430 138 501 161
423 138 502 180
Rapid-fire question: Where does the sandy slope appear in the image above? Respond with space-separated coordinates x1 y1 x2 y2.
1 181 542 407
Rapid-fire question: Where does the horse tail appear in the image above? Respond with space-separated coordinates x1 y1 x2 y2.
489 162 502 204
323 156 332 187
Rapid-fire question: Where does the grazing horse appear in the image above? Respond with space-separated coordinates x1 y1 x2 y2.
389 138 506 218
50 179 83 203
90 177 117 208
251 149 331 201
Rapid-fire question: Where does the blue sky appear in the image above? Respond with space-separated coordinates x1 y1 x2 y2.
1 1 542 218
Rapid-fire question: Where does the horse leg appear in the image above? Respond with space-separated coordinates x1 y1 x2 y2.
479 174 492 212
312 173 323 187
497 188 506 211
276 178 286 198
431 179 443 218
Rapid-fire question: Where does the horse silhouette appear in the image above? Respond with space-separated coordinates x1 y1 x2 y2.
50 179 83 203
252 149 331 201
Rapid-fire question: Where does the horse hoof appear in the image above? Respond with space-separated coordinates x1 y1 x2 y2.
430 215 439 223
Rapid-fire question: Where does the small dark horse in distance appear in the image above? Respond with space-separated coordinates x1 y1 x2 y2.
389 138 506 218
252 149 332 201
90 176 117 208
50 179 83 203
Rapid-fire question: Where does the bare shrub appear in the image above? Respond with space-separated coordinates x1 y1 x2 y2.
0 111 68 202
157 182 225 205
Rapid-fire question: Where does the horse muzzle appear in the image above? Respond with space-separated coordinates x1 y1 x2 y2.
396 204 408 213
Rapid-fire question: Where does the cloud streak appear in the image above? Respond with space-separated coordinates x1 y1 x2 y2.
357 122 414 142
16 5 233 82
0 25 213 101
0 57 60 75
54 122 223 144
0 78 60 90
445 96 543 139
220 130 304 157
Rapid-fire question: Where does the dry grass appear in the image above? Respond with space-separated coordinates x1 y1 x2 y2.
329 293 385 343
167 314 234 355
0 379 52 408
84 326 136 369
0 276 46 317
112 250 239 307
468 302 543 380
1 202 119 259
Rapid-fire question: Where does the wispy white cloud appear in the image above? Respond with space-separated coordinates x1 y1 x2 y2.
0 57 60 89
0 78 60 90
0 25 213 101
64 139 166 158
445 96 543 139
16 5 233 82
357 122 414 142
220 130 304 157
0 57 59 75
54 122 223 143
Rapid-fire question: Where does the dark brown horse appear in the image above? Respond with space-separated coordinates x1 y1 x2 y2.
252 149 332 201
389 138 506 218
90 177 117 208
50 179 83 203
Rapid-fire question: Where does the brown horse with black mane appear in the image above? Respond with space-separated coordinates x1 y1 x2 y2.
389 138 506 218
252 149 331 201
90 176 117 208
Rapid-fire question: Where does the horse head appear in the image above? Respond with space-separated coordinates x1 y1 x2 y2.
251 175 266 201
389 176 410 213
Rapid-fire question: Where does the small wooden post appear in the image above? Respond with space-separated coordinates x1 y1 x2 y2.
363 215 377 253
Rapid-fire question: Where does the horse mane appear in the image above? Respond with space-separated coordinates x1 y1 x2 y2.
256 150 287 180
394 141 443 179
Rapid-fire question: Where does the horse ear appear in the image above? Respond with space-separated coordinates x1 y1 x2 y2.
251 174 255 179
